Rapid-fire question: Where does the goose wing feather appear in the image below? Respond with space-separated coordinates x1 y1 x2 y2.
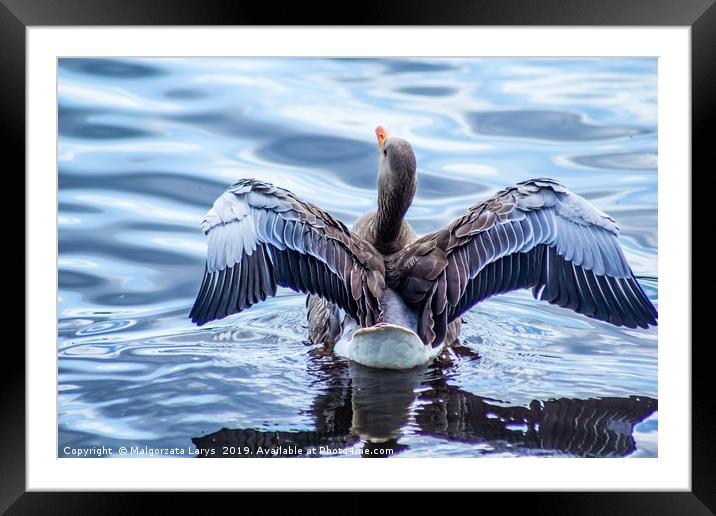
190 179 385 327
388 178 657 346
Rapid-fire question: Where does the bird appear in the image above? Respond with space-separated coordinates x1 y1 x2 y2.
189 126 658 369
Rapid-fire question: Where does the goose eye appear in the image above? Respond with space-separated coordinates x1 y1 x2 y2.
383 148 388 157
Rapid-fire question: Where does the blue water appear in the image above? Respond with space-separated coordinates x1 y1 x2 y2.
58 58 658 458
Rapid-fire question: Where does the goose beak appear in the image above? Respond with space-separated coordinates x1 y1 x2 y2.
375 126 389 151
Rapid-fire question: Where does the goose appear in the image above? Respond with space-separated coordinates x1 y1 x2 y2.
189 126 657 369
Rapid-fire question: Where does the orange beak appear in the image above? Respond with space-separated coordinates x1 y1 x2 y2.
375 126 389 151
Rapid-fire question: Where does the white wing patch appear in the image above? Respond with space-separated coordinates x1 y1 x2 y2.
555 190 620 235
512 185 627 276
202 192 257 273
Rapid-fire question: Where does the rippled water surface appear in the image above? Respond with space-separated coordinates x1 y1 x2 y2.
58 58 658 458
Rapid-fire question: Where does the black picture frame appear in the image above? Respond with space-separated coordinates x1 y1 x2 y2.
2 0 708 513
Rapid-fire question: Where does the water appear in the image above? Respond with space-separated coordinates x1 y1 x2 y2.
58 57 658 458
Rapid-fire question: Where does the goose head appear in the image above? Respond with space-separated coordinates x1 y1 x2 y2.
376 126 416 186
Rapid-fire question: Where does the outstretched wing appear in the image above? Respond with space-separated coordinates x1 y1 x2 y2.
388 178 657 346
190 179 385 327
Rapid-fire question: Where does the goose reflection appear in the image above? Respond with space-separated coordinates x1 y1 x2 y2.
191 356 656 458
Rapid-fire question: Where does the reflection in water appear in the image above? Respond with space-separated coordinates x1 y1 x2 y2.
192 357 656 458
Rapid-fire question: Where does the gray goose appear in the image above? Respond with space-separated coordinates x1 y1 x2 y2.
190 127 657 369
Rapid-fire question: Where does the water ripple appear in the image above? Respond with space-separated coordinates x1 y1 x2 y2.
59 106 155 140
396 86 458 97
60 58 166 78
465 110 649 141
570 151 657 170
